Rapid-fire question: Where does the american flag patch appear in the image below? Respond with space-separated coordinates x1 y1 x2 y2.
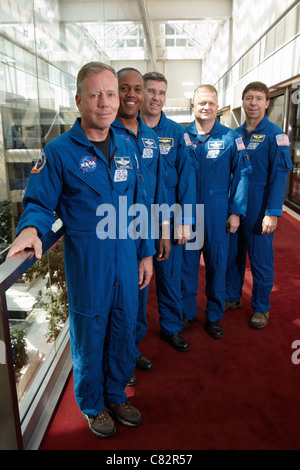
276 134 289 146
184 133 193 146
235 137 245 151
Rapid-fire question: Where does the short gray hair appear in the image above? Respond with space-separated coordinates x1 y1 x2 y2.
193 84 218 102
143 72 168 87
76 62 117 96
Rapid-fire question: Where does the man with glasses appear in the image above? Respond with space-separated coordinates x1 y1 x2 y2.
140 72 196 352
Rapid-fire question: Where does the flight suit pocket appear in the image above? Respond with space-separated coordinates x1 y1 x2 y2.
278 149 292 171
67 169 101 202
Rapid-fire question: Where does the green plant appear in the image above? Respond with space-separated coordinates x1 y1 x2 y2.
10 326 27 373
34 289 68 342
0 200 13 264
24 238 68 343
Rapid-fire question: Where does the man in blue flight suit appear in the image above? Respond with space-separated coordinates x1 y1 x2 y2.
225 82 293 328
7 62 155 439
112 67 170 380
140 72 196 352
181 84 250 339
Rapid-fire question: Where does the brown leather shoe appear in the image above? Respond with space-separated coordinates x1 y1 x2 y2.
224 300 242 311
249 312 269 329
106 401 142 427
82 408 116 438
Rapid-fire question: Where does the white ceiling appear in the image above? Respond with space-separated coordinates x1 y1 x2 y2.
59 0 233 69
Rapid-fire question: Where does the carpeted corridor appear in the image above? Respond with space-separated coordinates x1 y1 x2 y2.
40 211 300 450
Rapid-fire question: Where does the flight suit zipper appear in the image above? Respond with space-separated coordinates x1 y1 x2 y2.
197 138 206 204
67 169 101 197
107 147 117 176
108 147 118 287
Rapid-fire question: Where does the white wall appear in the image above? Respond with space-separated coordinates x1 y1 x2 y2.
162 60 202 109
202 20 231 85
112 58 202 111
201 0 299 126
231 0 297 64
203 0 298 87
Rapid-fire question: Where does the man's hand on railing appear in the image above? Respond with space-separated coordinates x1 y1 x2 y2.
6 227 43 260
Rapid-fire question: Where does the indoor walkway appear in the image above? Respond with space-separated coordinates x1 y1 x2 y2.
39 210 300 450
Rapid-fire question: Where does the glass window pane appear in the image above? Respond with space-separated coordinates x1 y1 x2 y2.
267 94 285 129
0 0 74 432
289 100 300 205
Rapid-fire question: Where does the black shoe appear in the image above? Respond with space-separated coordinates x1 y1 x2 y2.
180 315 197 333
205 320 224 339
136 355 154 371
160 333 190 352
127 374 137 387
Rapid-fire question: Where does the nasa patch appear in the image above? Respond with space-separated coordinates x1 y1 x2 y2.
79 155 97 173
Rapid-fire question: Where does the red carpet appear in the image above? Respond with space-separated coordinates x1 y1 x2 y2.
40 211 300 450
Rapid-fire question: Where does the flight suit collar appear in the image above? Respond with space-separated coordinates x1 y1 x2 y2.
240 114 270 156
70 117 119 166
187 118 221 140
154 111 167 130
113 114 150 137
241 114 270 136
69 117 94 147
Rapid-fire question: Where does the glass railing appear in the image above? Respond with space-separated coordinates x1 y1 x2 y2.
0 219 71 450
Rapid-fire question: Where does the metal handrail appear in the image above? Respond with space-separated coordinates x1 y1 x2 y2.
0 218 66 450
0 219 65 296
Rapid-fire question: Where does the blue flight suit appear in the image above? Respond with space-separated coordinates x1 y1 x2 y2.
112 115 168 357
225 115 293 313
151 111 196 336
17 118 155 417
181 119 250 323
